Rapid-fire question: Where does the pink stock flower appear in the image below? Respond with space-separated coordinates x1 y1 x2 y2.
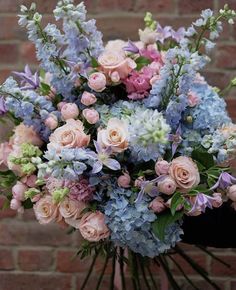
81 92 97 106
79 211 110 242
88 72 107 92
67 178 95 202
61 103 79 120
0 142 12 171
82 108 100 124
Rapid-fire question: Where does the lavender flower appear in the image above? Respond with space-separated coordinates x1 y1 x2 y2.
211 172 236 190
171 27 186 43
13 65 40 90
123 40 139 54
188 193 216 215
156 24 172 43
168 125 183 156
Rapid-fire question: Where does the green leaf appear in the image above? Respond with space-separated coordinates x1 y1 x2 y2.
170 192 184 215
91 57 99 68
191 148 214 169
40 82 51 95
135 56 151 70
152 210 184 241
22 198 33 209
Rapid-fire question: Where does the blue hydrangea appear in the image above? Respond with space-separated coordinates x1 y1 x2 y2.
104 188 183 258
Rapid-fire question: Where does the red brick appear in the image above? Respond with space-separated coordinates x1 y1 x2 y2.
0 16 24 41
215 45 236 69
18 249 53 271
19 42 38 65
227 98 236 120
172 253 207 275
211 255 236 276
0 44 19 64
176 278 226 290
178 0 214 14
0 273 72 290
0 69 13 84
0 0 59 13
56 250 91 273
135 0 176 13
202 70 231 90
218 0 236 10
0 196 16 219
231 281 236 290
0 221 72 246
96 0 134 13
0 249 15 270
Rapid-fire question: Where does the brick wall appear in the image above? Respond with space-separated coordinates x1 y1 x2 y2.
0 0 236 289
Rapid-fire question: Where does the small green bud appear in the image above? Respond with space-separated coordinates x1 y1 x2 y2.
186 116 193 123
22 163 36 175
52 188 69 204
230 77 236 86
25 188 40 199
35 179 45 186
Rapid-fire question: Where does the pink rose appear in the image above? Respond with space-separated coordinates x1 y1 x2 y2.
169 156 200 193
82 108 99 124
149 197 166 213
212 193 223 208
61 103 79 120
57 102 67 111
45 114 58 130
0 142 12 171
12 181 28 201
10 198 22 211
155 160 170 176
79 211 110 242
117 173 131 188
12 123 43 147
81 92 97 106
34 195 59 224
110 71 120 83
48 119 90 152
98 51 136 79
59 197 86 228
88 72 106 92
97 118 129 153
105 40 127 53
188 91 200 107
227 185 236 202
157 176 177 195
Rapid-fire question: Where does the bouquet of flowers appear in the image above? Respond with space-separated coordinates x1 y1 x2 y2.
1 1 236 289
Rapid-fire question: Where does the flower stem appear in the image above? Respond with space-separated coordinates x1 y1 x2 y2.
109 248 116 290
119 248 127 290
95 253 109 290
138 256 151 290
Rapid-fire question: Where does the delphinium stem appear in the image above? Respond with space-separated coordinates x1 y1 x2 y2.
80 249 100 290
119 248 127 290
95 253 109 290
138 256 152 290
109 248 116 290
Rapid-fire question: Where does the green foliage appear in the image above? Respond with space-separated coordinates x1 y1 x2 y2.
135 56 151 71
0 170 17 189
170 192 184 215
191 147 214 170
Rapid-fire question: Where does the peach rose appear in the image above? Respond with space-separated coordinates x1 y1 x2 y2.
82 108 99 124
81 92 97 106
169 156 200 193
97 118 129 153
48 119 90 152
12 123 43 147
79 211 110 242
88 72 107 92
157 176 177 195
34 195 59 224
155 160 170 176
0 142 12 171
61 103 79 120
59 197 86 228
98 50 136 79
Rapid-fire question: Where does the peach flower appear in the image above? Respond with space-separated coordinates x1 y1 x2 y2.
155 160 170 176
12 123 43 147
79 211 110 242
48 119 90 152
81 92 97 106
61 103 79 120
82 108 99 124
0 142 12 171
98 50 136 79
59 197 86 228
34 195 59 224
169 156 200 193
88 72 106 92
157 176 177 195
97 118 129 153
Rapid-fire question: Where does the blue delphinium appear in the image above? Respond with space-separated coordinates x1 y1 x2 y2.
105 188 183 258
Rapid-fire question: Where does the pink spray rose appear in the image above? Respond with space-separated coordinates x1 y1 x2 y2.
227 185 236 202
88 72 107 92
157 176 177 195
82 108 100 124
12 123 43 147
98 50 136 79
212 192 223 208
149 197 166 213
169 156 200 193
155 160 170 176
81 92 97 106
188 91 200 107
79 211 110 242
97 118 129 153
0 142 12 171
57 102 67 111
48 119 90 152
34 195 59 224
45 114 58 130
117 173 131 188
59 197 86 228
10 198 22 211
12 181 28 201
110 71 120 83
61 103 79 120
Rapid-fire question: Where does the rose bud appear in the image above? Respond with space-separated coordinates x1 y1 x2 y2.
45 114 58 130
12 181 28 201
88 72 106 92
82 109 99 124
157 176 177 195
81 92 97 106
61 103 79 120
149 197 166 213
227 184 236 202
155 160 170 176
118 173 131 188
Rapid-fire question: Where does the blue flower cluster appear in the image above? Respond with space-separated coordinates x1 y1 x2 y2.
105 188 183 257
